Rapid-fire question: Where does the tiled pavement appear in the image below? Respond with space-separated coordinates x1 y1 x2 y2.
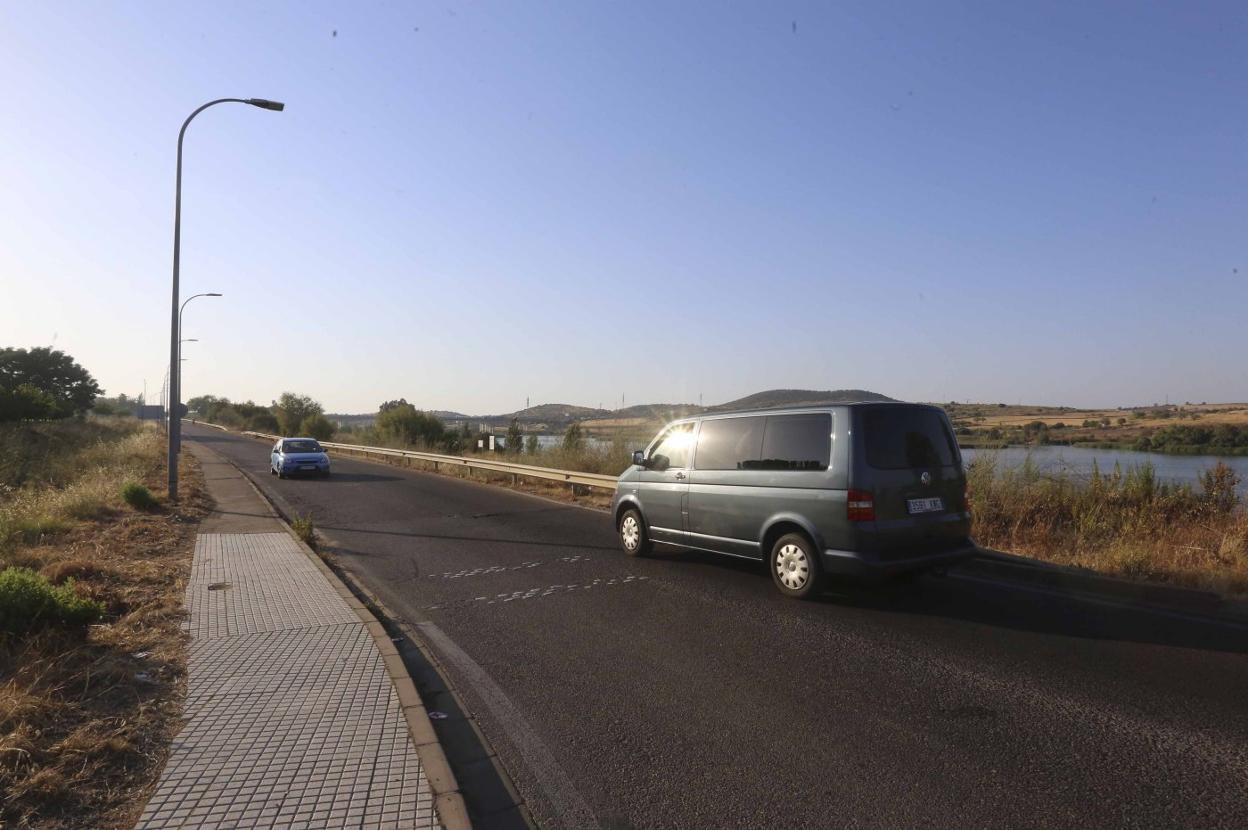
137 527 441 829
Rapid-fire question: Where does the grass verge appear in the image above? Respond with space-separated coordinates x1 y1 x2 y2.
0 418 210 829
968 453 1248 597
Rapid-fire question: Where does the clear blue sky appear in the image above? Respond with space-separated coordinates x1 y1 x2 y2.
2 1 1244 413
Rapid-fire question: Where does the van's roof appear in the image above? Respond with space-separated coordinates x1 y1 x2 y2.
669 401 942 423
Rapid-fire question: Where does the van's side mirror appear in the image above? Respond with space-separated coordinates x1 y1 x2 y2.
632 450 646 467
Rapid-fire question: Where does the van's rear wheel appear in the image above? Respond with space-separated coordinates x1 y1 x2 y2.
618 509 651 557
770 533 822 599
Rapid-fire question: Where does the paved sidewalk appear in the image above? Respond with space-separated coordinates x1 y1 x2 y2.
136 447 441 829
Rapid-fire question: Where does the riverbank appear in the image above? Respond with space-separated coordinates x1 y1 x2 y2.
958 438 1248 456
967 455 1247 598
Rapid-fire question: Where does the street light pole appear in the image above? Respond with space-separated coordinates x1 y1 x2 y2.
167 98 284 500
174 293 219 457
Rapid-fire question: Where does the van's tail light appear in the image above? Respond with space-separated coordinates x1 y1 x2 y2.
847 489 875 522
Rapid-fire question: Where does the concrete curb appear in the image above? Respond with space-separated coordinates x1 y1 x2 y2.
202 442 473 830
960 548 1248 623
323 572 537 830
237 473 535 829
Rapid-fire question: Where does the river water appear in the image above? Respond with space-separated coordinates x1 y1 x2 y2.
961 445 1248 490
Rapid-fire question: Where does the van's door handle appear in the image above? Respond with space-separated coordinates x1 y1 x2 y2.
674 472 687 480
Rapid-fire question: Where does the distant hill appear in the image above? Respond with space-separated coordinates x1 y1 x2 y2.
614 403 703 420
331 389 895 432
430 410 471 421
328 409 468 428
491 403 610 423
710 389 895 412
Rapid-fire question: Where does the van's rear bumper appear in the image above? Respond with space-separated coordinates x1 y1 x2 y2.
821 541 979 577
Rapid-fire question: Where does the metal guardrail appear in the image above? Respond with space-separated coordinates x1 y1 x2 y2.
234 429 620 491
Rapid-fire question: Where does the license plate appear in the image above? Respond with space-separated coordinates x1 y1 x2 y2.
300 465 317 471
907 497 944 514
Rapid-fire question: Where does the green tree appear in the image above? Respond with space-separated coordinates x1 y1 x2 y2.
506 419 523 454
375 402 444 447
272 392 324 435
247 411 281 433
300 413 336 441
0 384 58 421
525 434 540 454
0 347 101 420
562 422 585 452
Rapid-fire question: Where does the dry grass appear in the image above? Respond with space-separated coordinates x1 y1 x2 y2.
968 453 1248 597
290 513 317 548
0 421 210 829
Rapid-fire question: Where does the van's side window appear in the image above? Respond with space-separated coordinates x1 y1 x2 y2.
649 423 694 471
694 417 764 470
755 414 831 471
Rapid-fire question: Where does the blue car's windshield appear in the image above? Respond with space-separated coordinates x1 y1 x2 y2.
283 441 322 453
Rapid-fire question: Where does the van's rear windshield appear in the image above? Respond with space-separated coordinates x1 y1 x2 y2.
862 409 957 469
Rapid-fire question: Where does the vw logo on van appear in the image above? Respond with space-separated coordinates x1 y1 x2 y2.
920 472 932 486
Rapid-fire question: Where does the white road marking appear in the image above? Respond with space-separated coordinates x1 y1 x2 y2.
432 555 593 579
415 622 601 830
424 576 649 610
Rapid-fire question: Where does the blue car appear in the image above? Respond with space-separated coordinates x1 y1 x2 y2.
270 438 331 479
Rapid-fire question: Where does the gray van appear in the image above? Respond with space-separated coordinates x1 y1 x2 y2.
611 403 976 598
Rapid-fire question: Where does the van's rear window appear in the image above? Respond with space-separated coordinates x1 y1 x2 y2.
862 409 957 469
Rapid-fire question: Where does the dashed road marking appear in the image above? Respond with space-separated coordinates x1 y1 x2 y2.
425 575 649 610
431 554 593 580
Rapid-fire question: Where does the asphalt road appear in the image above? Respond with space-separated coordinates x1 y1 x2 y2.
185 425 1248 829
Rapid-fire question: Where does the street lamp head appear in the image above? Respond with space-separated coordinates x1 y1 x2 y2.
246 98 285 112
207 292 223 297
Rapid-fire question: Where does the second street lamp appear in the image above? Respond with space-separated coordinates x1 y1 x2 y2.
175 292 220 461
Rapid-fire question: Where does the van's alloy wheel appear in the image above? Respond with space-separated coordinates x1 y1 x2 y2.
770 533 822 599
619 508 651 557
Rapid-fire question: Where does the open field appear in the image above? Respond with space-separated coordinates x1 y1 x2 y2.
944 402 1248 452
0 419 209 829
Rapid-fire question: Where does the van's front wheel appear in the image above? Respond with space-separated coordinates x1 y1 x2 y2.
618 509 651 557
770 533 822 599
